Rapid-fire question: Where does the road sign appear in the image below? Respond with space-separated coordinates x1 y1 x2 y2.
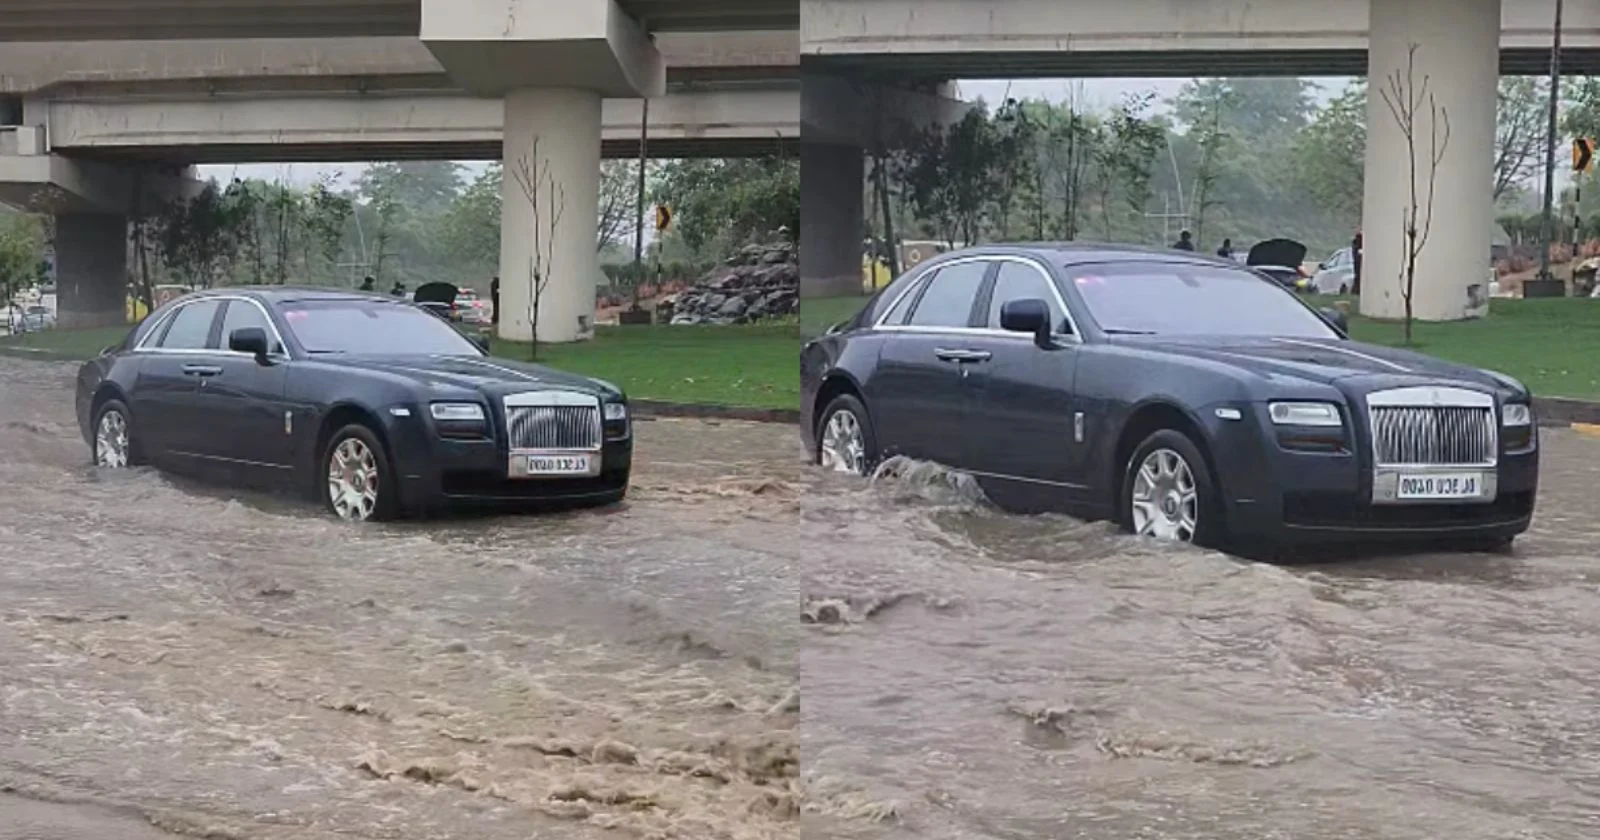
1575 137 1595 173
654 204 673 233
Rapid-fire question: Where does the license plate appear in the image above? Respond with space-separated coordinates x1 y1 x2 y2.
523 454 592 475
1396 472 1482 500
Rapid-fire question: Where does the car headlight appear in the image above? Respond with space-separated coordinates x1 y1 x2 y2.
603 401 628 422
1268 401 1343 427
430 402 486 422
1502 403 1532 427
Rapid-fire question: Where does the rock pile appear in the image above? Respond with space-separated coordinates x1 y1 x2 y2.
658 241 798 325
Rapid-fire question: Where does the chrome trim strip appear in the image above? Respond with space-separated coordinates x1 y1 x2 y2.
964 467 1087 490
870 254 1084 342
503 390 598 408
1271 337 1412 372
1366 385 1493 409
133 294 291 361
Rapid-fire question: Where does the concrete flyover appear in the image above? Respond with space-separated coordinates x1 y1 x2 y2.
26 85 798 163
800 0 1573 321
0 0 797 39
800 0 1600 77
0 0 802 343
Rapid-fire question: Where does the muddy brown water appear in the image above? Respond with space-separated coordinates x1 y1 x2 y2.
801 433 1600 840
0 358 799 840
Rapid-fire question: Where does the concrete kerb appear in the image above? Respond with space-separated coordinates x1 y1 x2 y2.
0 344 802 424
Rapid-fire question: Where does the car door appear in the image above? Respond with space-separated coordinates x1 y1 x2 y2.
130 298 224 464
865 259 992 469
190 297 295 475
961 258 1087 502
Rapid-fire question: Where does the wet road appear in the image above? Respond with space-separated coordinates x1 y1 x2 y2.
0 358 799 840
801 432 1600 840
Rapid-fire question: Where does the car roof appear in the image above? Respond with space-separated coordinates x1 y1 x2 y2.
924 241 1239 270
172 286 407 306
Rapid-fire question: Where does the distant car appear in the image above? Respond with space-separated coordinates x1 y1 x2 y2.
1247 238 1311 292
1311 247 1358 295
12 304 54 331
800 243 1538 553
455 290 490 323
75 287 632 521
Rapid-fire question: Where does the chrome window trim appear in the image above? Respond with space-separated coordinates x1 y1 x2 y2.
133 295 291 361
872 254 1084 343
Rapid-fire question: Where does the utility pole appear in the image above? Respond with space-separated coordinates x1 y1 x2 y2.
633 97 649 291
1538 0 1565 283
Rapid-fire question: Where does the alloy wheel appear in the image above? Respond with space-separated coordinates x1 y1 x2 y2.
327 437 380 521
1130 447 1199 543
819 409 867 475
94 409 130 469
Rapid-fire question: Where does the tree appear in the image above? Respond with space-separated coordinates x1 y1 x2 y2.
509 139 565 358
1188 88 1235 245
1378 43 1450 344
442 163 503 276
597 160 637 253
303 175 354 283
1494 77 1549 202
650 157 799 259
1292 81 1367 226
0 211 45 317
1103 91 1166 238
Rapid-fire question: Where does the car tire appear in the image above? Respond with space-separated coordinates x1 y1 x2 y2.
816 393 878 477
91 398 144 468
1119 429 1224 548
320 423 398 522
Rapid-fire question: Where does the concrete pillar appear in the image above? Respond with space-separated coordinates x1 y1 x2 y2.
54 214 128 329
1361 0 1500 321
799 141 865 299
497 87 603 345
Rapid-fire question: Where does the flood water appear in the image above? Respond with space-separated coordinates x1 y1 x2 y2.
801 432 1600 840
0 358 799 840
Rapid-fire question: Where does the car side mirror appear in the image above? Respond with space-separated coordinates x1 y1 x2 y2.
999 298 1058 348
1319 307 1349 336
229 326 271 362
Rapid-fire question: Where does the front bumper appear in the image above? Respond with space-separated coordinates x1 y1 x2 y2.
382 410 632 515
1207 404 1538 545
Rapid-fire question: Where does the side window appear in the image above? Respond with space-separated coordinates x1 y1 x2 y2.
986 262 1067 332
154 300 221 350
218 300 281 354
878 272 934 326
906 261 987 328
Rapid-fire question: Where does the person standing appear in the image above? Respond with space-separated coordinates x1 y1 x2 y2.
490 275 500 325
1173 230 1196 251
1351 230 1363 295
391 281 406 298
1216 238 1234 260
358 275 375 292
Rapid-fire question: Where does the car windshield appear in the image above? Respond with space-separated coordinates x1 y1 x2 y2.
277 299 483 355
1068 261 1339 339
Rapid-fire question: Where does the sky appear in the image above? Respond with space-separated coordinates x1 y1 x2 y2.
198 76 1360 188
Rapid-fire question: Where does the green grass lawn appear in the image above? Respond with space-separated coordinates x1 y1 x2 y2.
798 293 1600 401
0 321 799 409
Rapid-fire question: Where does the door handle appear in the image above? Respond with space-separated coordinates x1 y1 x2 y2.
182 364 222 377
934 348 992 363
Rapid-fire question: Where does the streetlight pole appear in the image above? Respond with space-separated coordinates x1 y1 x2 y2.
1538 0 1565 283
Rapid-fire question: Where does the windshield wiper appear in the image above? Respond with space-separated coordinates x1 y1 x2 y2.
1101 328 1156 335
306 349 347 355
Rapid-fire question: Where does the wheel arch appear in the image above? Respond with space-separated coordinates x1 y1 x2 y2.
1109 398 1224 522
813 371 869 436
313 402 396 482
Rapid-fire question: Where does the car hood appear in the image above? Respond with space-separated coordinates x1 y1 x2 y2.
319 354 619 398
1116 335 1501 389
1247 238 1308 268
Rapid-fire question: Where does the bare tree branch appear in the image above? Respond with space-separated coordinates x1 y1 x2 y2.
508 136 568 358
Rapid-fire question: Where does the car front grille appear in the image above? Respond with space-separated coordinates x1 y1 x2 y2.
503 392 601 451
1367 388 1496 467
